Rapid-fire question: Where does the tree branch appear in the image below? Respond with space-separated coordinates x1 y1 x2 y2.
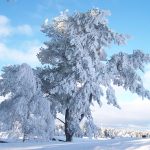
56 117 65 124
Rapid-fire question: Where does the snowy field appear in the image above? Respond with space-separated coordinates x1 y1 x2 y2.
0 138 150 150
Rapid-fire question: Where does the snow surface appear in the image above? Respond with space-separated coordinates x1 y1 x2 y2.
0 137 150 150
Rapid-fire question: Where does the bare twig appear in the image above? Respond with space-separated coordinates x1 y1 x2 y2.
56 117 65 124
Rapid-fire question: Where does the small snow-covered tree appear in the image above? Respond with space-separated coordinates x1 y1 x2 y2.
83 119 99 138
37 9 150 141
0 63 54 141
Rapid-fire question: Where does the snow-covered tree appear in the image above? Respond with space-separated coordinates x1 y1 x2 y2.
37 9 150 141
0 63 54 141
83 119 99 138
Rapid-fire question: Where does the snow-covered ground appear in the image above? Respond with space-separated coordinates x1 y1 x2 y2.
0 137 150 150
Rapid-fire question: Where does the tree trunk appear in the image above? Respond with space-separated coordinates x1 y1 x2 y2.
65 108 74 142
23 133 26 142
22 133 26 142
64 94 93 142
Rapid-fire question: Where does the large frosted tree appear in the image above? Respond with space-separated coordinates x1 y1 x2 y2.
0 63 54 141
37 9 150 141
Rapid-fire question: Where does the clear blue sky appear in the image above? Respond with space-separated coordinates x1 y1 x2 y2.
0 0 150 129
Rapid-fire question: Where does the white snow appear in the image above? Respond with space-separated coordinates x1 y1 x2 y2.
0 137 150 150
